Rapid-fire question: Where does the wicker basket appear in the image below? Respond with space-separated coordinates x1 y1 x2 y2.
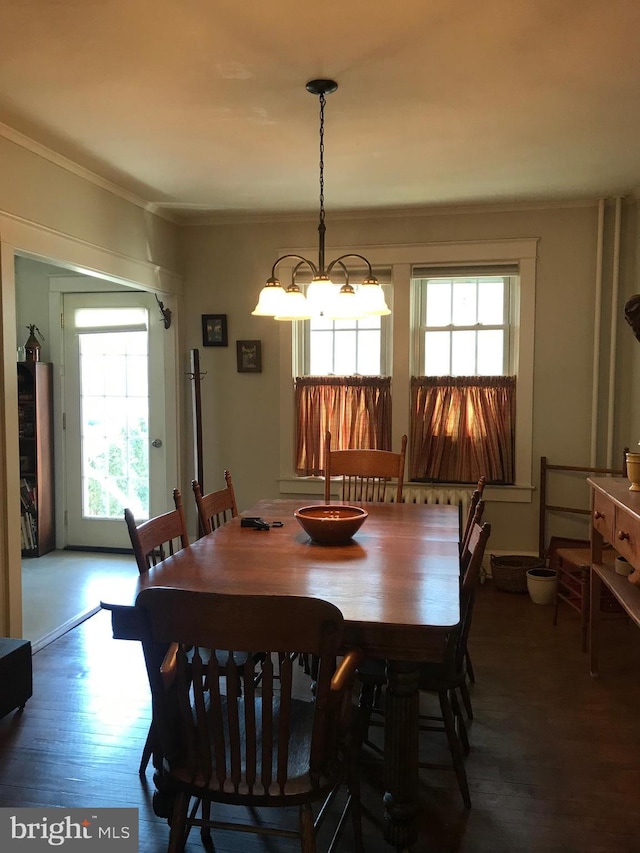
490 554 546 593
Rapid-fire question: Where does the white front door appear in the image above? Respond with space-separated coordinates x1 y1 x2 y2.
63 291 169 548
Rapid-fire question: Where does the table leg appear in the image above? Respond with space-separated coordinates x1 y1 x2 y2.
589 566 601 677
383 659 420 850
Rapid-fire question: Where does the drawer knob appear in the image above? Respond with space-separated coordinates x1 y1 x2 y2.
594 511 604 520
618 530 631 541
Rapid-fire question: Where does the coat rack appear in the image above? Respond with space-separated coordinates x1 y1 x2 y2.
188 349 205 491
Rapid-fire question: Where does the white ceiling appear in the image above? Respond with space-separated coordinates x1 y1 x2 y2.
2 0 640 220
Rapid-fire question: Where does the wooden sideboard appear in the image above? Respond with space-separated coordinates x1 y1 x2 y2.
588 476 640 675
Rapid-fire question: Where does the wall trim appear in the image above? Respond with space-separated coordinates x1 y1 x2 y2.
0 122 179 224
0 210 183 295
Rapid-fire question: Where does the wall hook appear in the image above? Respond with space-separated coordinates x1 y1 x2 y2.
155 294 172 329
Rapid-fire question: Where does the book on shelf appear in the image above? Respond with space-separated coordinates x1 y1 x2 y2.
20 513 37 551
20 478 35 513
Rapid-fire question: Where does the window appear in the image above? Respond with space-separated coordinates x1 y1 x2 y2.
308 314 383 375
414 268 516 376
296 273 392 376
279 239 536 498
293 276 392 475
411 267 518 484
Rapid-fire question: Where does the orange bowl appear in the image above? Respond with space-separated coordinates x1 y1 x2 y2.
294 505 368 545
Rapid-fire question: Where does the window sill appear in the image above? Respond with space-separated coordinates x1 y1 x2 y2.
278 476 534 504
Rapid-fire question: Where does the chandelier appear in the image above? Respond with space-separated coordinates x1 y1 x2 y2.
252 79 390 321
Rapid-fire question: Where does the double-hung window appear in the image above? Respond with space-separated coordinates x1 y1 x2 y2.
294 274 392 476
411 266 517 484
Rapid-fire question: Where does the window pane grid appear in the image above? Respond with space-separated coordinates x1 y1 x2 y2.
418 275 511 376
78 330 149 521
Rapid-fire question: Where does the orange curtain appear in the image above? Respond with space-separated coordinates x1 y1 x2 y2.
410 376 516 484
295 376 392 476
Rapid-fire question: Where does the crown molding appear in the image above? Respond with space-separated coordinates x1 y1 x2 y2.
175 196 613 227
0 122 180 224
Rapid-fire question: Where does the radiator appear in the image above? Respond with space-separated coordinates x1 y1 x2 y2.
384 484 473 520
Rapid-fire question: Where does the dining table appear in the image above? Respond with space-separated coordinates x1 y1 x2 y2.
101 497 462 851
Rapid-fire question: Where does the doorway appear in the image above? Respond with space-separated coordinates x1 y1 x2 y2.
62 291 169 549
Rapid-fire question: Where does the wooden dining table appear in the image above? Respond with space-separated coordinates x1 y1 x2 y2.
101 498 461 851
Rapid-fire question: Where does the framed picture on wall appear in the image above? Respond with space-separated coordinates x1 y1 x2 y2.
202 314 228 347
236 340 262 373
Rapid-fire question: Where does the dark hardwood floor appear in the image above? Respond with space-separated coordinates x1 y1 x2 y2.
1 582 639 852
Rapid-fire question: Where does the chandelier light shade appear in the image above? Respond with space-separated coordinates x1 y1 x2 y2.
252 79 390 322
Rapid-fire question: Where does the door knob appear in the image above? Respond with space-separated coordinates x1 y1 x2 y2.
151 439 163 448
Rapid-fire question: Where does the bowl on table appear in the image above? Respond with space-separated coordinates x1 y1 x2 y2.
294 505 368 545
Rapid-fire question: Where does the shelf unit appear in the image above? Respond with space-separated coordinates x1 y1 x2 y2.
18 362 54 557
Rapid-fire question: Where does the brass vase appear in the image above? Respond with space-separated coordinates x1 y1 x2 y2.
625 451 640 492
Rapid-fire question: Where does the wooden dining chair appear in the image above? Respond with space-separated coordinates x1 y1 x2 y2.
324 431 407 503
192 471 237 537
124 488 189 575
138 587 364 853
358 520 491 809
539 455 626 651
124 488 251 776
460 489 486 559
124 489 190 774
459 498 485 694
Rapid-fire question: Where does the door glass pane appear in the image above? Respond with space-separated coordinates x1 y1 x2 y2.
78 329 149 520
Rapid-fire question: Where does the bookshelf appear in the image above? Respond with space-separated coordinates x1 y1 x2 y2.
18 362 54 557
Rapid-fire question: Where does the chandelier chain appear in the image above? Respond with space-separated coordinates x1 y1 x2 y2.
319 92 326 228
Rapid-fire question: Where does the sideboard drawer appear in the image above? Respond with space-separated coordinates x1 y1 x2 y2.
593 490 615 543
614 505 640 565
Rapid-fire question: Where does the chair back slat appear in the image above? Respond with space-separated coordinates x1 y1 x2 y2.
139 589 346 801
460 499 485 575
193 471 238 537
243 668 258 791
324 431 407 503
125 488 188 574
454 521 491 672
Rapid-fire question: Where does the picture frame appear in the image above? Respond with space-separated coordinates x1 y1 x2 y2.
202 314 228 347
236 340 262 373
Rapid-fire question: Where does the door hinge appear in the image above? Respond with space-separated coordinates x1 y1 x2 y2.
64 510 68 527
60 312 64 330
62 412 66 430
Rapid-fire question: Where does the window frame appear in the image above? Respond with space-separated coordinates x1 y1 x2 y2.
278 238 537 502
293 281 393 377
413 273 516 377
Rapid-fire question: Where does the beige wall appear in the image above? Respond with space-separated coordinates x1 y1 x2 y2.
2 126 639 633
179 200 639 553
0 137 183 637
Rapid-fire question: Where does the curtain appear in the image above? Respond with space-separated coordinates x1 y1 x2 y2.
295 376 392 476
410 376 516 484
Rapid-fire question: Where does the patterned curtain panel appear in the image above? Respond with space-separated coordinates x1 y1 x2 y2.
295 376 392 476
410 376 516 484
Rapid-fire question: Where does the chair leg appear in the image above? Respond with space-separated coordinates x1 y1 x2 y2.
299 802 317 853
465 648 476 684
438 689 471 808
581 566 590 653
200 799 213 849
458 679 474 721
140 721 162 775
552 571 560 626
450 688 470 755
167 791 190 853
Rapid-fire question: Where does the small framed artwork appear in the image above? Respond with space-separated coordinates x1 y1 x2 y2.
202 314 228 347
236 340 262 373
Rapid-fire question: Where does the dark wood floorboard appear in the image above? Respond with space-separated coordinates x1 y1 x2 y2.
1 582 639 852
